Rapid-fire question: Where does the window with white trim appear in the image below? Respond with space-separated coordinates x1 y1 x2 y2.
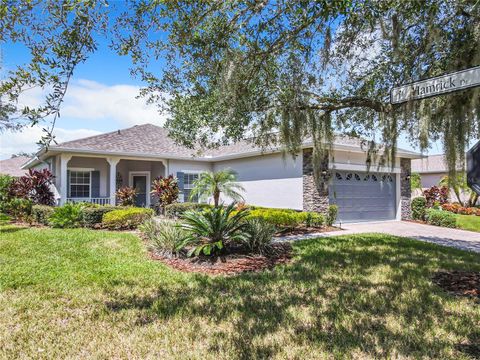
70 171 91 198
183 172 199 202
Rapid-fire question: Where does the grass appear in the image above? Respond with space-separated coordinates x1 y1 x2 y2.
0 225 479 359
455 214 480 232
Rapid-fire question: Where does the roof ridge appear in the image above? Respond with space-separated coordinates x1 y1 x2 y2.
54 123 163 147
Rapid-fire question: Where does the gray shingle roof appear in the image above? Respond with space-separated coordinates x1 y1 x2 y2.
0 156 31 177
51 123 419 159
411 154 464 173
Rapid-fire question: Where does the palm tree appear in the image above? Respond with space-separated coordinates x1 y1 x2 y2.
439 173 478 207
189 169 245 207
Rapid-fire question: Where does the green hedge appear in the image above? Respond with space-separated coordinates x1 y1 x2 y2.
32 205 54 225
82 206 119 227
102 207 154 229
246 208 327 228
411 197 427 220
425 209 456 228
164 202 212 218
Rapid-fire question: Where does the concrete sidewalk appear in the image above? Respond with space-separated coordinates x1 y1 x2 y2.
276 221 480 253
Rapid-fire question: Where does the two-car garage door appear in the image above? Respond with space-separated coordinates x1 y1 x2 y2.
328 171 396 222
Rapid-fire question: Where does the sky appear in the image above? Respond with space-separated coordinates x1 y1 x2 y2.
0 9 451 160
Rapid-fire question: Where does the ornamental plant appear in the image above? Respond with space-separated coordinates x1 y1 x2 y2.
115 186 137 206
10 169 55 205
181 203 249 257
423 186 449 208
151 175 179 209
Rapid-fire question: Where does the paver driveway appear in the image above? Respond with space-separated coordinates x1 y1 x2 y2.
278 221 480 253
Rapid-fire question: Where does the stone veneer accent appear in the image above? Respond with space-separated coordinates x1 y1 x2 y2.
303 149 329 214
400 158 412 220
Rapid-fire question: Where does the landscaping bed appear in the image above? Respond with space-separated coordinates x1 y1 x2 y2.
149 242 292 275
274 225 339 236
433 270 480 299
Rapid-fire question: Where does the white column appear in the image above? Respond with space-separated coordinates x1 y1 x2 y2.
59 154 72 205
107 157 120 205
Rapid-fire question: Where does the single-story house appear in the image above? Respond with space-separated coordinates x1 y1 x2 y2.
22 124 421 223
0 156 31 177
411 154 464 188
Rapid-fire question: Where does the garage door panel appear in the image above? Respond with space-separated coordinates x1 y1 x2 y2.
329 171 396 222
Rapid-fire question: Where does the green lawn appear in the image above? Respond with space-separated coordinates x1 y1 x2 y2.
0 225 479 359
455 214 480 232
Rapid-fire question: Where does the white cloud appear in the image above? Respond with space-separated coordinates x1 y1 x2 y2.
0 126 101 159
60 79 167 126
14 79 167 127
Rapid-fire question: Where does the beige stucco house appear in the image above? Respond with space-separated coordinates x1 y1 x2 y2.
22 124 421 223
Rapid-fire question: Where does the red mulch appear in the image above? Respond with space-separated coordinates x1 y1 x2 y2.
432 270 480 299
149 243 293 276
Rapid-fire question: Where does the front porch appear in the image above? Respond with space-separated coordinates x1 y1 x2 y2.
57 154 167 207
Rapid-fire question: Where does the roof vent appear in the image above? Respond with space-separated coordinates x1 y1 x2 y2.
117 130 121 135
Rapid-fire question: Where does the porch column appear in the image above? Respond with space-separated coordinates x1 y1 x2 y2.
107 157 120 206
59 154 72 205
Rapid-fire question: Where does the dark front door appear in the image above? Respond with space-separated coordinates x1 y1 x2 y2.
132 175 147 207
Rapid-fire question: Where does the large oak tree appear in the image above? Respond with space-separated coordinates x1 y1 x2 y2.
1 0 479 181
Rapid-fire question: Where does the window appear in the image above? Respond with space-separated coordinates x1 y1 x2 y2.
183 172 199 202
70 171 91 198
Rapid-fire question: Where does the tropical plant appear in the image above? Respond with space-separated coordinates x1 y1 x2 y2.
140 218 190 257
410 173 422 191
115 186 137 206
423 186 449 208
10 169 55 205
164 202 212 218
151 175 179 209
189 169 245 207
3 198 32 221
439 173 478 207
49 202 84 228
242 219 276 255
180 203 249 256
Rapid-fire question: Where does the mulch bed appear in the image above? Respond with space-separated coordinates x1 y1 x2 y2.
149 243 293 276
432 270 480 299
274 226 339 237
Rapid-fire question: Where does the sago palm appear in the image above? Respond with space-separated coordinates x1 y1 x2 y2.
189 169 245 207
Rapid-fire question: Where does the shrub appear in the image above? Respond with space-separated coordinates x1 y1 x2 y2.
423 186 448 208
150 175 179 209
116 186 137 206
411 197 427 220
247 208 302 228
4 198 32 220
0 174 14 211
49 202 85 228
32 205 54 225
181 203 249 256
425 209 456 228
242 218 276 255
82 206 117 227
10 168 55 205
102 207 154 229
326 205 338 226
164 202 212 218
139 218 190 257
304 212 325 227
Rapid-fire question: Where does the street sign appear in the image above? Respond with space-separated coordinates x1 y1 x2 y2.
391 66 480 104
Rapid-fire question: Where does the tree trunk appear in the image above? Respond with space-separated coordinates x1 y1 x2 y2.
213 189 220 207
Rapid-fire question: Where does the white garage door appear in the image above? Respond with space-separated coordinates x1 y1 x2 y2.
329 171 396 222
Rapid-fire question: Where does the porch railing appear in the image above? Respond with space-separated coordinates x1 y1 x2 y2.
67 197 111 206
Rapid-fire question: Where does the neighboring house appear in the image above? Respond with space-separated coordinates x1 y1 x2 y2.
0 156 30 177
411 154 464 189
23 124 421 223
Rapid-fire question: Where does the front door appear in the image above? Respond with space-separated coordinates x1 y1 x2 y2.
132 175 148 207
